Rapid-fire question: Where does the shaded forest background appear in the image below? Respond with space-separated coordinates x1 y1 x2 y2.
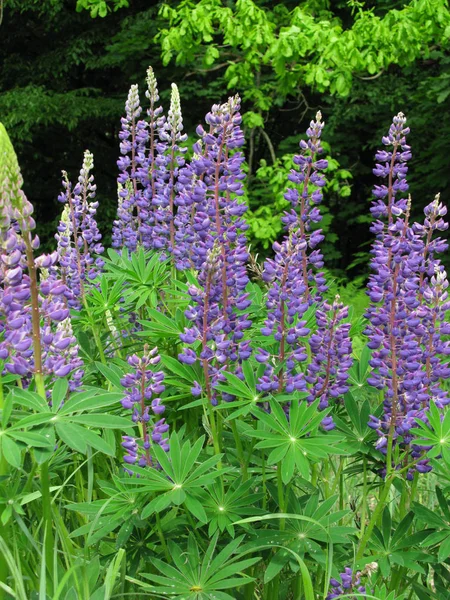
1 0 449 278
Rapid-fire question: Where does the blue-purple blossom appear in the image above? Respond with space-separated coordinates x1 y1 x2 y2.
115 84 150 252
150 82 188 253
0 125 83 386
257 112 331 395
326 567 366 599
120 345 168 470
306 296 352 422
366 113 450 476
56 151 104 307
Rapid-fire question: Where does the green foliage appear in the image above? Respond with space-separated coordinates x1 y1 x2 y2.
247 398 345 483
157 0 450 115
128 533 260 599
76 0 129 18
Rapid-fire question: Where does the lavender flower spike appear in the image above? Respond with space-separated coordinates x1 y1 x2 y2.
257 112 329 395
120 345 168 471
116 84 149 251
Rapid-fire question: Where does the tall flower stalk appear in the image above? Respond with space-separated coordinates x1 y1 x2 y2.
257 112 344 403
178 97 251 409
120 346 168 472
56 151 104 308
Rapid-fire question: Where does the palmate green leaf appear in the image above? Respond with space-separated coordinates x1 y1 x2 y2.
216 371 256 401
249 399 343 481
138 433 224 518
140 309 183 338
133 532 260 598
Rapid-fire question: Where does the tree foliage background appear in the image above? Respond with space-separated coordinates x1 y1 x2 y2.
1 0 449 276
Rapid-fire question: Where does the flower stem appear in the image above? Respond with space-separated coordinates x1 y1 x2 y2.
40 460 55 579
230 419 247 481
356 474 393 560
276 466 285 530
360 456 368 538
23 232 55 579
0 378 8 599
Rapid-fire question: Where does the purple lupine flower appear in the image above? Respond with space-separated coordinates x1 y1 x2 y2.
365 113 450 476
173 95 248 276
326 567 366 599
120 345 168 470
178 243 231 405
115 84 149 251
0 125 82 386
178 97 252 403
257 112 329 395
150 82 188 253
306 296 352 426
56 151 104 307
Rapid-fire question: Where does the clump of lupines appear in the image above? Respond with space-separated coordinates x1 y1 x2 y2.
113 70 189 255
256 112 333 396
120 346 168 470
326 568 366 599
0 124 82 388
177 96 252 403
56 151 104 307
366 113 450 476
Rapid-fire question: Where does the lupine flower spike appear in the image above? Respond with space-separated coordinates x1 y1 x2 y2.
120 345 168 471
0 124 82 392
256 112 330 395
366 113 450 476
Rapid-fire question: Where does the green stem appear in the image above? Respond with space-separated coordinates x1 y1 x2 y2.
0 380 8 600
389 566 406 593
206 401 221 459
398 480 409 520
270 576 280 600
311 463 318 487
23 234 55 581
276 466 285 530
91 321 107 365
243 567 255 600
356 475 393 560
262 454 267 510
40 460 55 579
360 456 368 538
410 471 419 505
155 513 171 562
230 419 247 481
0 379 7 477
